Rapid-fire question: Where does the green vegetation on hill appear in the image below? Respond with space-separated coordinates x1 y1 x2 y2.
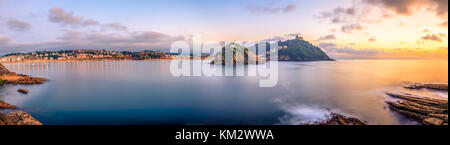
211 43 261 65
278 39 333 61
211 39 333 64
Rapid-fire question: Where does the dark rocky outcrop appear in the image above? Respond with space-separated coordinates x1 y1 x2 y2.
304 113 366 125
0 63 47 85
385 91 448 125
0 72 47 85
0 100 18 109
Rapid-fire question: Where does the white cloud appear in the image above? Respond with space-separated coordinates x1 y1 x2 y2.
49 7 84 26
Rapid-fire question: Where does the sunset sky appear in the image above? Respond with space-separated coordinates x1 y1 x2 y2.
0 0 448 58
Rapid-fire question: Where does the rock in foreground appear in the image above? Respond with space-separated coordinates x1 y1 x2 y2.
5 111 43 125
385 91 448 125
0 73 47 85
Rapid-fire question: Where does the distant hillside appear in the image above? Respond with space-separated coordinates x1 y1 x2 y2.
277 38 333 61
211 38 333 65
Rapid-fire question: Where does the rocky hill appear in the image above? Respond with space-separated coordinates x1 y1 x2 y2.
210 43 262 65
278 38 333 61
210 39 333 64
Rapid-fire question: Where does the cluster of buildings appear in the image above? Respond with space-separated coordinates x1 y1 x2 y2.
0 50 177 63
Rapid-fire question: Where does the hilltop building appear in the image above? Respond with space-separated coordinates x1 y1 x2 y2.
295 35 304 41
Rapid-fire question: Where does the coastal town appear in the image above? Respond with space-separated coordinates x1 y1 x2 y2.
0 50 178 63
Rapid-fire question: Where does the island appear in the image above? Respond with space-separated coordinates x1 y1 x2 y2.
277 35 334 61
210 36 334 65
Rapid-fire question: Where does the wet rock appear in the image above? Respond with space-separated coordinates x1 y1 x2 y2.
18 88 29 94
0 100 18 109
385 91 448 125
403 82 448 91
5 111 42 125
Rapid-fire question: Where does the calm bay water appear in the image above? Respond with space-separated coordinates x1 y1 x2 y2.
1 59 448 125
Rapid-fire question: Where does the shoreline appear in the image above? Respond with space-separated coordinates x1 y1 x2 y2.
1 64 47 125
1 58 176 64
3 58 341 65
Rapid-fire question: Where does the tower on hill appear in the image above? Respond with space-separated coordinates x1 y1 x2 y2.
295 35 304 40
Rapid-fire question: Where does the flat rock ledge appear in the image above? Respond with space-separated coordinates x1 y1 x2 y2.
403 82 448 91
303 113 366 125
0 111 43 125
0 72 47 85
385 91 448 125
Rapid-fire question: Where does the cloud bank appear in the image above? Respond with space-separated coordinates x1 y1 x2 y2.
6 19 31 31
421 33 446 42
246 2 297 14
48 7 127 31
0 7 187 55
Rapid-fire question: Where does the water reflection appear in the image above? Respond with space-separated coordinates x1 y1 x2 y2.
1 59 448 125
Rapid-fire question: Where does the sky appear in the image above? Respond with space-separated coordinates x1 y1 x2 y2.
0 0 448 58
